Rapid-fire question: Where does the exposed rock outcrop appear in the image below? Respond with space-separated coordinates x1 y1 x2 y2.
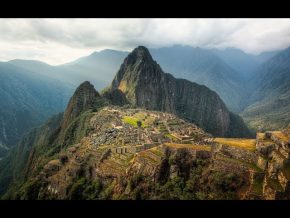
103 46 251 138
3 101 290 200
253 131 290 199
61 81 107 129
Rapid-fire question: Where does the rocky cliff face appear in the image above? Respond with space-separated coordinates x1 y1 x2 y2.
1 102 290 199
253 130 290 199
61 81 106 130
0 82 107 196
1 106 250 200
104 46 251 137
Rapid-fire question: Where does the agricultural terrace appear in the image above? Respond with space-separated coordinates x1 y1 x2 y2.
164 143 211 151
214 138 256 151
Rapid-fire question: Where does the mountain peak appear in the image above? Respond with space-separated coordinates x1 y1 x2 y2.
133 45 150 53
61 81 104 129
104 46 251 137
127 45 154 63
77 81 94 90
72 81 99 99
110 46 160 91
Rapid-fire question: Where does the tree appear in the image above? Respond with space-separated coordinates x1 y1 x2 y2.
137 120 142 128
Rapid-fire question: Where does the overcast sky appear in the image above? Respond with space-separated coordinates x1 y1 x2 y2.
0 18 290 65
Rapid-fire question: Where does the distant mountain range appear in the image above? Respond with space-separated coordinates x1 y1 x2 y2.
149 46 247 112
210 48 279 79
0 62 73 157
0 46 252 198
103 46 251 137
8 45 278 114
242 46 290 131
1 46 290 200
8 49 128 90
0 44 288 158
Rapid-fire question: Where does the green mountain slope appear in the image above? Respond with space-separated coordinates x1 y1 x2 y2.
0 62 73 156
9 46 251 112
8 50 128 91
1 81 289 200
242 47 290 131
0 81 107 196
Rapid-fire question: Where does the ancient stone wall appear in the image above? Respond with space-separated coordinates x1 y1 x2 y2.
218 144 257 163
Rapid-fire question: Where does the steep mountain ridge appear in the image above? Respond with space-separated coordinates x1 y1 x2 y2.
2 100 289 199
0 62 73 156
0 81 107 195
9 45 254 112
104 46 251 137
61 81 106 130
210 48 279 79
211 48 259 79
242 47 290 131
150 45 247 112
8 50 129 91
0 70 289 199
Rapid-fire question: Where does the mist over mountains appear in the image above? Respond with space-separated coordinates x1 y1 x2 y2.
0 44 288 158
0 62 72 153
242 46 290 130
103 46 251 137
2 18 290 200
1 45 290 200
210 48 279 79
8 45 279 110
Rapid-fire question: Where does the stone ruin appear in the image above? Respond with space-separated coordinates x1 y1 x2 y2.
110 143 156 154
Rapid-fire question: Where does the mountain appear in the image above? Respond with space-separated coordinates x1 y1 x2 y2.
1 81 289 199
254 50 281 64
61 81 107 130
0 81 108 196
211 48 259 79
211 48 280 79
1 45 251 156
0 112 64 195
103 46 251 137
241 46 290 131
58 49 129 90
8 49 128 91
9 46 249 112
0 62 73 157
150 45 247 112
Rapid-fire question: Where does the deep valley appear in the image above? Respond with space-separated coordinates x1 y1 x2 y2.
1 27 290 200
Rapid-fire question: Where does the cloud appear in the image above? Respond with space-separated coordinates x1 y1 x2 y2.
0 18 290 64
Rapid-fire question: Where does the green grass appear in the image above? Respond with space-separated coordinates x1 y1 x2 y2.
122 112 156 128
122 116 146 128
133 112 146 121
